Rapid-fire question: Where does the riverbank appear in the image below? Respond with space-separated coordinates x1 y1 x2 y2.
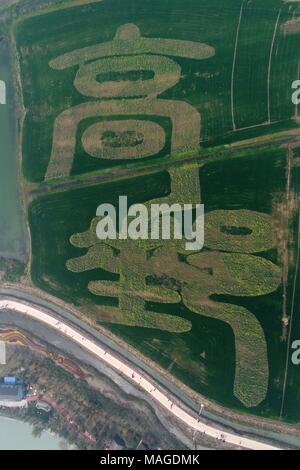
0 295 295 450
4 283 300 448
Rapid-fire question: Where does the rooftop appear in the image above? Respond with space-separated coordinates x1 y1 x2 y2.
0 384 24 402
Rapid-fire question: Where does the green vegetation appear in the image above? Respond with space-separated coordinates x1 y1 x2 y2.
0 345 181 449
0 39 26 262
28 146 289 412
81 120 165 160
15 0 300 182
205 210 274 253
14 0 300 420
45 98 200 180
0 258 26 283
72 54 182 98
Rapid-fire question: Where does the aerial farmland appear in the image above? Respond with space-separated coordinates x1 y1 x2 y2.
1 0 300 450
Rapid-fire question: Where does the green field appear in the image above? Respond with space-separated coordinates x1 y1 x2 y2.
14 0 300 420
15 0 300 181
0 40 26 261
28 145 300 417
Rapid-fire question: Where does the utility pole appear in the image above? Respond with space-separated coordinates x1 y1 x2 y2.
193 404 205 449
197 403 204 422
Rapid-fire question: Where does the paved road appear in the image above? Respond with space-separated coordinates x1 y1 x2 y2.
0 298 280 450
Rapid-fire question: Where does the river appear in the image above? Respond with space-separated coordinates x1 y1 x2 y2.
0 416 61 450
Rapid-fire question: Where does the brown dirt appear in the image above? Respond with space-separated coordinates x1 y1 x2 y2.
284 18 300 34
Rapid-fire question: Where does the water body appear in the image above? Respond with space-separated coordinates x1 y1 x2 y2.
0 416 61 450
0 39 27 261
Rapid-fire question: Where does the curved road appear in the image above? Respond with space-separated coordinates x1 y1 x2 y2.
0 298 280 450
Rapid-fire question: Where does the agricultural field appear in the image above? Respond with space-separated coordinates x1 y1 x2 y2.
28 144 300 417
0 39 26 261
12 0 300 421
15 0 300 181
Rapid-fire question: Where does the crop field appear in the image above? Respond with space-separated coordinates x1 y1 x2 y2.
15 0 300 182
28 143 300 416
14 0 300 420
0 40 26 261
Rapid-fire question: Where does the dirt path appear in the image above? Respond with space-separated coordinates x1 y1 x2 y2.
280 206 300 418
29 132 297 199
281 144 293 340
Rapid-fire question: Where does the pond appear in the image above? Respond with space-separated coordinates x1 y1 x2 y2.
0 415 62 450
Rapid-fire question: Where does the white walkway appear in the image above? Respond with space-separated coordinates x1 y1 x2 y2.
0 299 280 450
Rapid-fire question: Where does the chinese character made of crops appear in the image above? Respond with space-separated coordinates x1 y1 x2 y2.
47 24 281 408
45 23 214 180
67 165 281 408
